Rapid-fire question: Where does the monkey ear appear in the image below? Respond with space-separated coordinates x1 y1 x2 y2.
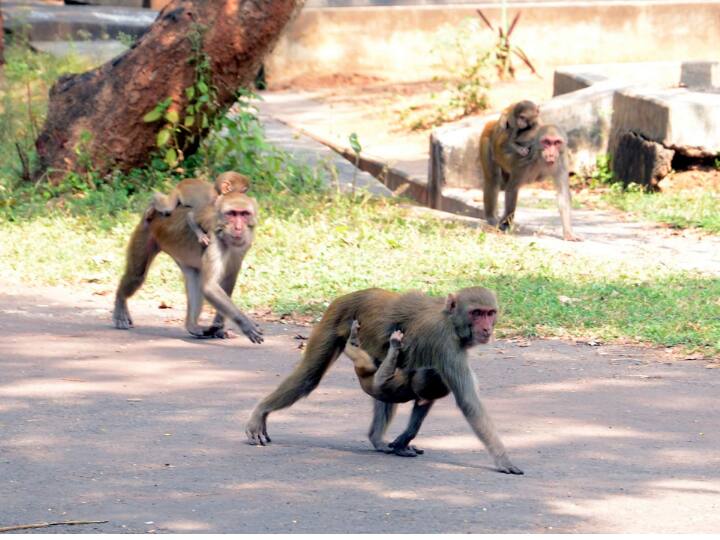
444 293 458 313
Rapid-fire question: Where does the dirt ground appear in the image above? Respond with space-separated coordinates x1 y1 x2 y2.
1 285 719 533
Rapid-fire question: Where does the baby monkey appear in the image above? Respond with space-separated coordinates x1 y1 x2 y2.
344 320 446 405
148 171 250 246
501 100 540 158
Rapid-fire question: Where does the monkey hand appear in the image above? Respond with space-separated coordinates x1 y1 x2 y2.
239 319 264 344
197 233 211 246
494 454 524 475
389 330 404 348
563 231 583 242
517 146 529 156
245 412 271 446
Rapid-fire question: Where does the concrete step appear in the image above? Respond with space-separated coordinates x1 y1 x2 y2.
3 1 156 41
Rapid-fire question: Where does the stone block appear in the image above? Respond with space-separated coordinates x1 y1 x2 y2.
541 80 625 171
427 116 492 201
681 61 720 89
610 87 720 157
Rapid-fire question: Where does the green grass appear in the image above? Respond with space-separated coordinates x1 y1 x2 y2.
1 194 718 356
601 188 720 233
1 44 718 358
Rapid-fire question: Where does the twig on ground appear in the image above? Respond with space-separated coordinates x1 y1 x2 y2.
0 520 108 533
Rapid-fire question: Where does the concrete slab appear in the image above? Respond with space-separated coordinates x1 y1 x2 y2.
610 87 720 157
31 39 127 63
3 1 155 41
259 111 393 197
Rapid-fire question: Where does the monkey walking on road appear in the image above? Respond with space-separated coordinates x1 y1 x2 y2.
246 286 523 473
114 187 263 343
480 120 580 241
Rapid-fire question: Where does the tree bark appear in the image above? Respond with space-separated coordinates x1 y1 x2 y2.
1 2 5 67
34 0 304 182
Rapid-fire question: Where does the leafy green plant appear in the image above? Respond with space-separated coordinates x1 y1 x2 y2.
399 18 492 130
476 6 538 80
586 154 615 188
348 132 362 195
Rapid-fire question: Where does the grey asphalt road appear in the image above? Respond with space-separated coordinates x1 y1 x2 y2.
1 287 718 533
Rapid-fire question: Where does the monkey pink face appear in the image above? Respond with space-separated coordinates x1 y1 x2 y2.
540 136 564 166
470 307 497 344
222 207 255 246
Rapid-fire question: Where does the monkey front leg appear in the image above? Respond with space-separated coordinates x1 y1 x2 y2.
445 364 523 474
200 244 263 344
553 168 582 241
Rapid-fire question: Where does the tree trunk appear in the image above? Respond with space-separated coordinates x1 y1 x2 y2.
1 3 5 67
34 0 303 182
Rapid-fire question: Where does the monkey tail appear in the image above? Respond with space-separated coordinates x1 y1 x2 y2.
255 294 359 413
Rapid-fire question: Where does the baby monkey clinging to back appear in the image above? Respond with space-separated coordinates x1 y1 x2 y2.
148 171 250 246
500 100 540 158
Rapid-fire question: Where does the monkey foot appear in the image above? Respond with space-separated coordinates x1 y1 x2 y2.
112 313 133 329
388 442 424 457
495 456 524 475
245 417 272 446
205 326 233 339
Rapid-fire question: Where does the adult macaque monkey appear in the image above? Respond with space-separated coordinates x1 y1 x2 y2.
499 100 540 158
480 121 580 241
246 287 523 474
148 171 250 246
113 190 263 343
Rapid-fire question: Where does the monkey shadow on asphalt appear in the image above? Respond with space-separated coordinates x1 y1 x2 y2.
0 287 718 533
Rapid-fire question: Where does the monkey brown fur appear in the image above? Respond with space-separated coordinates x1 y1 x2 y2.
480 122 580 241
149 171 251 246
499 100 540 158
246 287 522 473
344 320 446 409
113 190 263 343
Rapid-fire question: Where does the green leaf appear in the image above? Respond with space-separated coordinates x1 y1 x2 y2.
156 129 171 147
184 115 195 127
165 110 180 124
164 147 178 167
143 108 163 123
197 80 209 94
185 86 195 100
349 132 362 154
201 114 209 129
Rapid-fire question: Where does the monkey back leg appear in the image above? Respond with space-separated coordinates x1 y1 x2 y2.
388 400 434 457
368 400 396 453
113 222 159 329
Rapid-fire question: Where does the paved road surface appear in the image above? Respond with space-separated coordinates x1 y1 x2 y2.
1 286 718 533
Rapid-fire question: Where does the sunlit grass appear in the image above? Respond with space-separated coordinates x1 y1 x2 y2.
1 194 718 356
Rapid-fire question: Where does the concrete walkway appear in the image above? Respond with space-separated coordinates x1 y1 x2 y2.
257 90 720 276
